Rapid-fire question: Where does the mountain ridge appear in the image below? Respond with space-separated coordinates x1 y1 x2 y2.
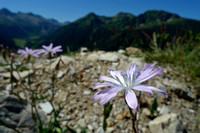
0 8 200 51
48 10 200 51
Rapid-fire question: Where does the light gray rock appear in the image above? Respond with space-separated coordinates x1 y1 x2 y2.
0 126 16 133
17 110 35 128
83 90 91 95
87 124 94 131
142 108 151 116
81 47 88 52
126 47 142 55
19 92 26 99
186 92 195 100
149 113 183 133
77 119 86 127
107 127 115 133
188 109 195 113
99 52 119 62
96 127 104 133
0 95 47 133
50 56 74 70
118 49 125 54
128 57 144 69
6 84 14 92
39 102 53 115
159 106 170 115
0 70 33 80
57 71 65 78
0 67 4 72
0 56 6 64
162 78 187 91
86 53 99 61
92 122 98 129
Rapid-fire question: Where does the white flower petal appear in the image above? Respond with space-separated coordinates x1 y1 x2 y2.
125 90 138 110
110 69 126 86
92 83 116 90
99 92 118 105
137 85 167 96
100 76 120 85
133 85 153 96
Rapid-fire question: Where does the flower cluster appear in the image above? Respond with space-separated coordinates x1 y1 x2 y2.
17 43 62 58
92 63 167 110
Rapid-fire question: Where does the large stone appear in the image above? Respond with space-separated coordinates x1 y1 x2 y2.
0 94 47 133
99 52 119 62
0 126 16 133
50 56 74 70
86 53 99 61
118 49 125 54
159 106 170 115
0 67 4 72
128 57 145 69
149 113 183 133
162 78 187 91
126 47 142 55
0 70 33 80
0 56 6 64
17 109 36 128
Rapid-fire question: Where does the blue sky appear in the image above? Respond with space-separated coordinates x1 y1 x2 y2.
0 0 200 22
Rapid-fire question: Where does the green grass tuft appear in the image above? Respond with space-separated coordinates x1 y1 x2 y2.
145 42 200 82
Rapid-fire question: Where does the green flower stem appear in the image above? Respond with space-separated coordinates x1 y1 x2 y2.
128 106 138 133
103 102 113 131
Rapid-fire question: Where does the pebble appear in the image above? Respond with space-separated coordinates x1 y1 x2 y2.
6 84 14 92
188 109 195 113
96 127 104 133
83 90 91 95
159 106 170 115
39 102 53 115
107 121 114 127
142 108 151 116
116 114 123 120
57 71 65 78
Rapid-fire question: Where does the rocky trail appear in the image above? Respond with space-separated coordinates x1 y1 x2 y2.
0 47 199 133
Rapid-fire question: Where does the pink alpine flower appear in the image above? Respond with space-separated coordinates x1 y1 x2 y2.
92 63 167 110
17 47 40 58
40 43 62 57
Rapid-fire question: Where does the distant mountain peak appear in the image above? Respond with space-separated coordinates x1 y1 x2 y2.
85 12 98 19
0 8 14 15
142 10 180 18
113 12 135 22
115 12 135 17
77 12 102 25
